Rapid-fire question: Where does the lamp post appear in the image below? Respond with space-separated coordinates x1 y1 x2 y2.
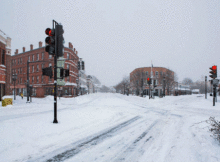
12 73 17 100
76 79 79 96
87 82 90 94
163 77 165 97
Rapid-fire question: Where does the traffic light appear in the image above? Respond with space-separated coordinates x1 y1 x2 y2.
77 61 81 70
147 78 151 84
45 28 55 56
42 66 53 78
60 68 69 78
64 69 69 77
82 61 84 70
56 25 64 58
153 80 157 88
209 65 217 79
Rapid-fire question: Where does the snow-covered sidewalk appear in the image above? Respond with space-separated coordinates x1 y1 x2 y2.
0 93 220 162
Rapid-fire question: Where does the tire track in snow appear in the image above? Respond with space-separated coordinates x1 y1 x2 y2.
32 116 141 162
111 120 159 162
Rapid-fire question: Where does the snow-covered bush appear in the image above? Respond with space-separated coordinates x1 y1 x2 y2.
207 117 220 143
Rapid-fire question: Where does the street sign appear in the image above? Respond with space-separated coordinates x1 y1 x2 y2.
213 79 219 86
57 58 65 86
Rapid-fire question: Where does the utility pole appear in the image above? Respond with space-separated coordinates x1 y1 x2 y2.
27 61 29 102
205 76 207 99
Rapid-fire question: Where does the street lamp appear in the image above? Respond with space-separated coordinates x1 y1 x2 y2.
12 73 17 100
87 82 89 94
76 79 79 96
163 77 165 97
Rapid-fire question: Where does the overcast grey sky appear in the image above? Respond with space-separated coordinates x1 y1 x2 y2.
1 0 220 86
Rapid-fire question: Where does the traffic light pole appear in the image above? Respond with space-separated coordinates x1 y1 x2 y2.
27 61 29 102
213 86 216 106
205 76 207 99
53 20 58 123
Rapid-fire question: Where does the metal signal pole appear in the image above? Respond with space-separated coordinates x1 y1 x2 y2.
205 76 207 99
53 20 58 123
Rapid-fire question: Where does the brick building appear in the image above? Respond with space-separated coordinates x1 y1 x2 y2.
130 67 175 96
10 41 79 97
0 30 11 101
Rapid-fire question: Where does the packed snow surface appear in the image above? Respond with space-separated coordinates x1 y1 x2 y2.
0 93 220 162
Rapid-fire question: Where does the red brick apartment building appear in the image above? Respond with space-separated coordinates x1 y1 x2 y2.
10 41 79 97
130 67 175 96
0 30 11 101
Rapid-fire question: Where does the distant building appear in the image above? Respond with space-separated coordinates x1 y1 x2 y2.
0 29 11 100
10 42 79 97
78 63 87 95
87 75 94 93
130 67 175 96
192 89 200 94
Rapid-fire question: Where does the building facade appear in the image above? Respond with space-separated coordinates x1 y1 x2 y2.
0 30 11 101
130 67 175 96
9 41 79 97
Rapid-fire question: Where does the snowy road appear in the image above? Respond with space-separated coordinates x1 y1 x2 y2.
0 93 220 162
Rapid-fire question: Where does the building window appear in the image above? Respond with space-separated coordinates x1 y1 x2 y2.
18 69 20 74
28 67 30 73
20 68 22 74
49 63 52 67
37 76 39 83
32 55 34 61
1 50 5 65
67 76 69 82
67 53 69 59
42 52 44 60
18 58 20 64
20 78 22 84
146 71 148 76
156 71 159 77
42 76 44 83
32 65 34 73
17 78 19 84
20 58 22 63
49 54 52 59
28 56 30 62
37 54 39 61
37 65 39 72
160 71 163 76
67 64 69 69
14 59 16 65
32 88 36 96
32 76 34 83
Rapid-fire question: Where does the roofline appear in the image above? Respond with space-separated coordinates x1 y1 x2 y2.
11 46 78 57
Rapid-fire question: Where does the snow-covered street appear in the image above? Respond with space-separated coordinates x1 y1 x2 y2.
1 93 220 162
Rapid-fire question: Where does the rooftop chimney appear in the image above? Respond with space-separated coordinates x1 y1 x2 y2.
15 49 18 55
23 47 25 53
39 41 42 48
76 51 78 55
30 44 33 50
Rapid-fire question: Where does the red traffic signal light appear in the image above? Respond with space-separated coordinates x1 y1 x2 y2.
45 28 55 56
147 78 151 84
45 28 54 36
209 65 217 79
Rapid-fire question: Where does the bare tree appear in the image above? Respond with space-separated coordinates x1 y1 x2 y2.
130 70 142 96
158 69 177 95
114 76 130 94
182 78 193 86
